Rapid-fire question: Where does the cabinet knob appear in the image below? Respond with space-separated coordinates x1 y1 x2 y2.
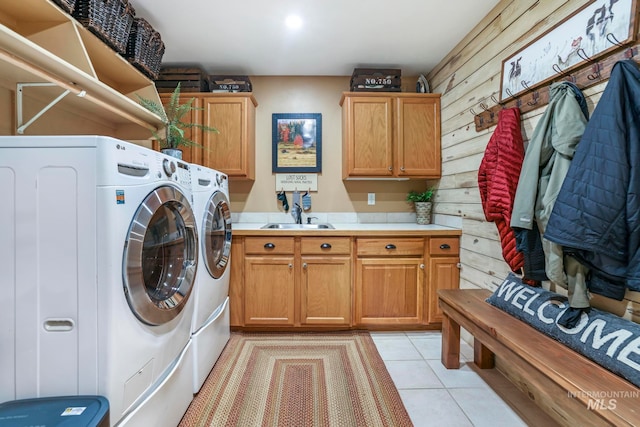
264 243 275 249
289 263 293 269
385 244 396 250
320 243 332 249
302 262 308 269
420 264 425 269
440 243 451 250
388 166 393 171
400 167 405 171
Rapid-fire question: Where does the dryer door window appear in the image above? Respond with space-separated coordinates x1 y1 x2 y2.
123 186 198 326
203 191 232 279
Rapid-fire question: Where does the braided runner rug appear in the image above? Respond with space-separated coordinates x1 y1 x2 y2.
179 331 413 427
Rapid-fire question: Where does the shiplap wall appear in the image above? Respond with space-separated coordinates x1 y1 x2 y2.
427 0 640 321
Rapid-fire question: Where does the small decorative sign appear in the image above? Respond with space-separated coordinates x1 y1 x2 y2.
276 173 318 192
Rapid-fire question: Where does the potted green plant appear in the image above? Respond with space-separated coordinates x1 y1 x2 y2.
138 82 219 159
406 187 435 224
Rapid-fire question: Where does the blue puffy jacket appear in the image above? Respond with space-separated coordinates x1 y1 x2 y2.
545 60 640 300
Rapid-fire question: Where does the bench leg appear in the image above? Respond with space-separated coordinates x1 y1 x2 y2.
441 312 460 369
473 339 494 369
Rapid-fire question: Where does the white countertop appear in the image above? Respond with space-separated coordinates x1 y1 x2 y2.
232 222 459 232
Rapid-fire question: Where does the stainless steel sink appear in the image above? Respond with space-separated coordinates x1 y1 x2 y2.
261 223 334 229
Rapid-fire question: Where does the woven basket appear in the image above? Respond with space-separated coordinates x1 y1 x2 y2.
74 0 135 54
126 18 165 80
52 0 77 14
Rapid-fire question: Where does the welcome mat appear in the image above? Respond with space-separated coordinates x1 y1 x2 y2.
179 331 413 426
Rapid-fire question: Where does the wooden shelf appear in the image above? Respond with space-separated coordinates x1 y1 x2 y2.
0 0 163 133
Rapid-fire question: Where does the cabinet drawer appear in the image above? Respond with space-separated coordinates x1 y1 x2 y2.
301 237 351 255
245 237 295 255
429 237 460 256
357 238 424 257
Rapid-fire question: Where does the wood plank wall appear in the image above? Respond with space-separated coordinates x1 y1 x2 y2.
427 0 640 322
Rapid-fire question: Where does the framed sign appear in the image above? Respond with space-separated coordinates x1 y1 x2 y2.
272 113 322 173
500 0 637 101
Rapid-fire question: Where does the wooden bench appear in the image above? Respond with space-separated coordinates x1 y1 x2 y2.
438 289 640 427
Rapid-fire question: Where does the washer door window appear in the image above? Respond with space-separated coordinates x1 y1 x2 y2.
203 191 232 279
123 186 198 326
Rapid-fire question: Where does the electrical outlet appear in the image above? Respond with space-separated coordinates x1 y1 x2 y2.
368 193 375 205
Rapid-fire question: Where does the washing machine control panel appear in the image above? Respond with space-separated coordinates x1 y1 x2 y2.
157 156 192 187
175 161 192 187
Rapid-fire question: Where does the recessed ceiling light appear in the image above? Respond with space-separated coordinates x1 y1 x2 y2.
285 14 303 30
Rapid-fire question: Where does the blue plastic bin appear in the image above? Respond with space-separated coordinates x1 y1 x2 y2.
0 395 109 426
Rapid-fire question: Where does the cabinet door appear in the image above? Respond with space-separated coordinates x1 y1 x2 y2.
342 96 393 177
427 257 460 324
229 238 244 327
159 94 203 164
244 256 295 325
201 96 255 179
355 258 424 326
300 256 351 326
395 96 441 178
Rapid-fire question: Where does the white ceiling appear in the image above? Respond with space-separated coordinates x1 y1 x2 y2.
129 0 499 76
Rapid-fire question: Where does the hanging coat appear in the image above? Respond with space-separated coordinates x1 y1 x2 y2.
478 107 524 272
510 81 590 308
545 60 640 300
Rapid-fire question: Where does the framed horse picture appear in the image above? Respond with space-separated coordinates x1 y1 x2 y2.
500 0 637 101
272 113 322 173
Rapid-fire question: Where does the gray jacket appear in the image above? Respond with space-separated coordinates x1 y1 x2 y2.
511 82 589 307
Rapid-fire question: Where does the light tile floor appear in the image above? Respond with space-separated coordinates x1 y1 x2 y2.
370 331 560 427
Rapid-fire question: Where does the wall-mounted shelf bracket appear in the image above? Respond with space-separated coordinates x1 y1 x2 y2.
16 82 86 134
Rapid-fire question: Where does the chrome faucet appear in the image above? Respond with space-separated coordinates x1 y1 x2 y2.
292 203 303 224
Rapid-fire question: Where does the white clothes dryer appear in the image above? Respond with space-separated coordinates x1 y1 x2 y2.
189 164 232 393
0 136 197 427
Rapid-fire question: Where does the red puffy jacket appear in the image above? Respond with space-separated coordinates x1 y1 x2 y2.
478 107 524 272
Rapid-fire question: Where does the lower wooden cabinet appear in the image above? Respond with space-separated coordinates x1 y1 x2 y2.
244 256 295 326
301 256 351 326
355 238 425 327
426 237 461 324
234 236 352 328
229 232 460 330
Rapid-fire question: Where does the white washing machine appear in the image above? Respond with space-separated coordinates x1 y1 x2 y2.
0 136 197 426
189 164 232 393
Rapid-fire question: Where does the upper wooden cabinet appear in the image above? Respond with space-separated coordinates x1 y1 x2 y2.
160 93 257 179
0 0 164 136
340 92 441 179
201 95 257 180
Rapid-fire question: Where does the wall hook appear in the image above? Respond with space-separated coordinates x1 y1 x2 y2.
490 94 504 108
505 88 521 108
606 33 624 47
479 102 495 122
521 81 539 106
552 63 575 82
576 49 601 80
605 33 637 58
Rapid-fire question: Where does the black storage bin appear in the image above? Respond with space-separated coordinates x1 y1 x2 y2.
0 395 109 427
